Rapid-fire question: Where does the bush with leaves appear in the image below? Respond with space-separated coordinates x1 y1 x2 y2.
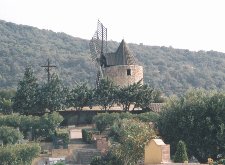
90 151 123 165
0 143 40 165
0 112 63 141
0 98 13 114
94 79 118 111
54 162 66 165
136 112 159 123
0 89 15 114
0 113 21 128
67 83 93 110
157 89 225 162
55 129 69 144
174 140 188 163
36 112 64 139
0 126 23 145
110 119 156 165
36 74 68 113
82 129 92 143
93 113 120 133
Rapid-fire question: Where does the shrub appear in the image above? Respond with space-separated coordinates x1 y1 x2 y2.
82 129 92 143
0 126 23 145
90 156 102 165
119 112 134 120
93 113 120 133
174 140 188 163
110 119 156 165
136 112 159 122
0 113 64 141
90 151 123 165
55 129 69 144
0 143 40 165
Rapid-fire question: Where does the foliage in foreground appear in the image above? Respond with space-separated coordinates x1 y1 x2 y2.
82 129 92 143
110 119 156 165
0 143 40 165
94 112 159 133
0 112 63 140
157 89 225 162
0 126 23 145
0 89 15 114
90 151 123 165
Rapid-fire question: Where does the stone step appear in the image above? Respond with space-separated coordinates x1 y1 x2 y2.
75 149 100 164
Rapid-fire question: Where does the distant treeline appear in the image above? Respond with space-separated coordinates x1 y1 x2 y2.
1 19 225 96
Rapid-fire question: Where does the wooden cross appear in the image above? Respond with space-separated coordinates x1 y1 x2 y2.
41 58 56 83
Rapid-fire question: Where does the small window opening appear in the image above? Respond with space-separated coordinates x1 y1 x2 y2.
127 69 131 76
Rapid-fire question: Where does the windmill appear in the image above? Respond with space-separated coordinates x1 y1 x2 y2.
89 20 108 87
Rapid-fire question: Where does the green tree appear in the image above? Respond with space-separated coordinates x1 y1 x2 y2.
0 98 13 114
91 151 123 165
136 112 159 123
0 126 23 145
117 81 162 111
0 89 15 114
174 140 188 163
37 74 68 113
0 114 21 128
94 79 118 111
0 114 40 139
16 143 41 165
134 83 157 110
117 82 140 111
67 83 93 110
110 119 156 165
0 143 40 165
157 89 225 162
0 89 16 100
37 112 64 139
93 113 120 133
12 67 38 115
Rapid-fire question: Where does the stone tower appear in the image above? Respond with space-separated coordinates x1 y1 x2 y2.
103 40 143 87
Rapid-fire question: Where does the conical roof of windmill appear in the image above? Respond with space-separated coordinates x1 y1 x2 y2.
106 39 136 66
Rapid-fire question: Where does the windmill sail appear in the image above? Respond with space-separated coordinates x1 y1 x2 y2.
89 20 108 86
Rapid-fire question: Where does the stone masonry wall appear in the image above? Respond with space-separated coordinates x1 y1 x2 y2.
104 65 143 87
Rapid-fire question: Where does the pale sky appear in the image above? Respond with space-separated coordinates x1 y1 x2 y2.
1 0 225 52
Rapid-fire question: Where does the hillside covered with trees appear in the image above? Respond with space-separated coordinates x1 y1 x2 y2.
1 19 225 95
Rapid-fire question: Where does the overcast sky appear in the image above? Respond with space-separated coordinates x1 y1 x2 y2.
1 0 225 52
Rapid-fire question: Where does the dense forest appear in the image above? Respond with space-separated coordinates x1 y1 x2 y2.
1 19 225 96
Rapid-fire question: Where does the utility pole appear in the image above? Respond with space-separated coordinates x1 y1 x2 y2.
41 58 56 83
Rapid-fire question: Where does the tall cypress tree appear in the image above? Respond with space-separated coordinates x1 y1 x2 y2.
174 140 188 163
12 67 38 115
